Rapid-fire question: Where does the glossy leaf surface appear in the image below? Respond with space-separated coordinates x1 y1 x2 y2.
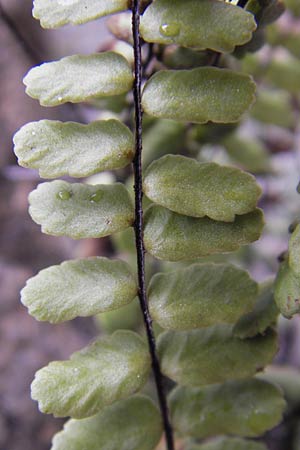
144 205 264 261
51 395 162 450
21 257 138 323
157 325 277 386
289 224 300 275
144 155 261 221
188 437 267 450
142 68 256 124
169 379 285 438
274 261 300 318
13 120 134 178
29 181 134 239
33 0 129 28
233 280 279 339
148 263 258 330
24 53 133 106
140 0 256 52
31 331 151 418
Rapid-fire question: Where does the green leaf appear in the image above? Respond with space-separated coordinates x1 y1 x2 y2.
265 56 300 94
31 331 151 418
274 261 300 318
267 28 293 57
257 366 300 409
163 46 209 70
111 227 136 254
13 120 134 178
148 263 258 330
250 89 295 128
289 224 300 275
157 325 277 386
223 134 270 174
144 205 264 261
29 181 134 239
142 68 256 124
95 298 142 334
169 379 285 438
140 0 256 53
188 437 267 450
51 395 163 450
233 280 279 339
21 257 138 323
24 52 133 106
142 120 186 168
33 0 129 28
234 28 266 58
144 155 262 221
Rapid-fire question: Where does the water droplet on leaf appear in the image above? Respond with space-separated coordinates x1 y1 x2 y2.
57 190 71 200
90 190 103 203
160 23 180 38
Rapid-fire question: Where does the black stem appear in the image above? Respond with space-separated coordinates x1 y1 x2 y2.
0 2 41 64
237 0 249 7
131 2 175 450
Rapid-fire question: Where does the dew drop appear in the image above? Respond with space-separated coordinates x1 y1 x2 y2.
90 190 103 203
57 190 71 200
31 131 36 136
160 22 180 38
58 96 63 102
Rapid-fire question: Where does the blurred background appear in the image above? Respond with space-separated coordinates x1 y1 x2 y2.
1 1 300 449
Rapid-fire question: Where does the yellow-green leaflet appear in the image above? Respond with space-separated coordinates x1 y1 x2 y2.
148 263 258 330
29 181 134 239
13 120 134 178
157 325 277 386
144 155 261 221
21 257 138 323
140 0 256 52
233 280 279 339
51 395 163 450
31 331 151 418
33 0 129 28
144 205 264 261
169 379 286 438
142 67 256 124
24 52 133 106
257 366 300 409
274 260 300 318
